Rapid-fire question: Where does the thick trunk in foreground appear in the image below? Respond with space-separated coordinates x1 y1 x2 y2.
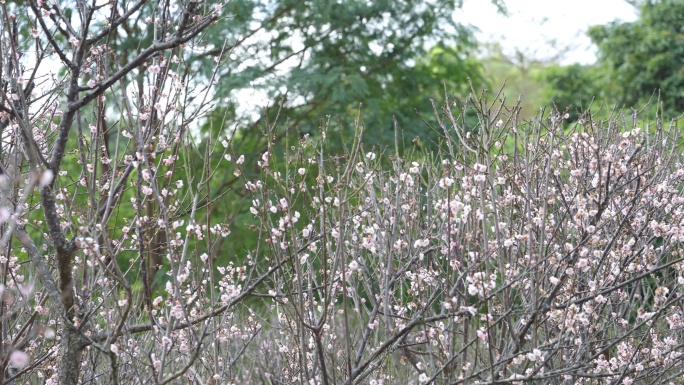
58 328 87 384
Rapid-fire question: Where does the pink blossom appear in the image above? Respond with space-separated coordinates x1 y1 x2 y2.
9 350 29 369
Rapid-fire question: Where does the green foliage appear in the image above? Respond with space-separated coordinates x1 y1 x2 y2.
587 0 684 116
539 64 608 118
361 43 488 150
480 53 544 117
196 0 503 150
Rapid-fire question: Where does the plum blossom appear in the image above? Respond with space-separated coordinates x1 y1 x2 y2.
39 169 54 187
527 348 543 362
439 177 454 188
9 351 29 369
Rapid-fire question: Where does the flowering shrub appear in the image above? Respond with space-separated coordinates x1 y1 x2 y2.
1 1 684 385
226 108 684 385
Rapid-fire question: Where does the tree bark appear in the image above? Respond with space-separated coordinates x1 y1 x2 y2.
58 328 88 384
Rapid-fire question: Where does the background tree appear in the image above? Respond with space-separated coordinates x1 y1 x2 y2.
538 63 608 119
479 43 551 119
185 0 506 143
541 0 684 118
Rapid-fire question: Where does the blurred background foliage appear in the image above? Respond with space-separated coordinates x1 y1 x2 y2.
540 0 684 120
11 0 684 287
119 0 684 270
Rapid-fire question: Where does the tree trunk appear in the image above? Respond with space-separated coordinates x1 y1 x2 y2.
58 328 87 384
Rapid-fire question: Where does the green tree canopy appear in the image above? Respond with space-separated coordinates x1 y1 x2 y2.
538 63 608 118
587 0 684 116
197 0 504 146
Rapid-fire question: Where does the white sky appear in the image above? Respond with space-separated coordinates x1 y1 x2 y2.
454 0 639 64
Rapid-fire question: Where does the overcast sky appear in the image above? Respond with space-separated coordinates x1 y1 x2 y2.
454 0 639 64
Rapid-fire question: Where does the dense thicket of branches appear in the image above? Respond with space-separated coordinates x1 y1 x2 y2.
0 1 684 384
